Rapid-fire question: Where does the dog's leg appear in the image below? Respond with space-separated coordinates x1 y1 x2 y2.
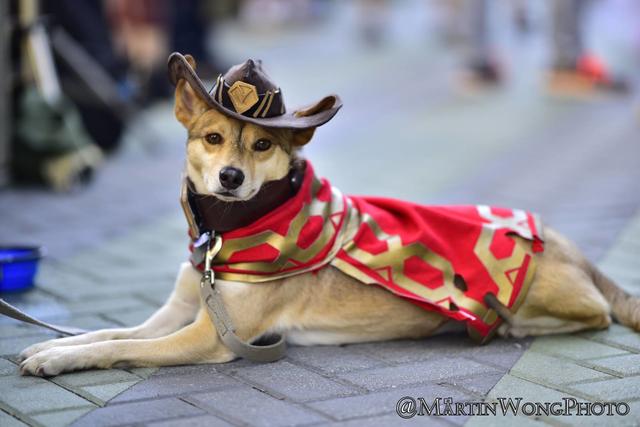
20 307 235 376
18 263 202 361
501 229 612 338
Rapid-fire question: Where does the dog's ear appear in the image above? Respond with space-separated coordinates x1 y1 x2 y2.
174 56 209 128
291 128 316 146
291 95 338 146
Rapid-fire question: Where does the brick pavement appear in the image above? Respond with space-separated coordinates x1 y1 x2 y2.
2 1 640 426
468 214 640 427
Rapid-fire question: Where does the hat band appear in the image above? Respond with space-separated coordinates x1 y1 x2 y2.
210 75 286 119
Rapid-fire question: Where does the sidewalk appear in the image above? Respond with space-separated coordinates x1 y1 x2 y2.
2 1 640 426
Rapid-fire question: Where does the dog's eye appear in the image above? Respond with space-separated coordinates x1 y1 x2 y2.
205 133 222 145
253 139 272 152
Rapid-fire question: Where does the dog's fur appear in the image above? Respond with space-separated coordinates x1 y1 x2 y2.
18 58 640 376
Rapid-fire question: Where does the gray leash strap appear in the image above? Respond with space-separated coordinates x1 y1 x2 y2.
0 298 86 336
199 234 286 363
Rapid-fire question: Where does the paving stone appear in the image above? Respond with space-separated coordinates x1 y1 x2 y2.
0 357 18 376
101 305 157 327
567 376 640 402
146 415 235 427
0 333 60 357
231 360 359 402
597 333 640 353
128 367 158 379
54 369 141 387
486 374 582 403
547 400 640 427
579 323 636 340
183 386 329 427
465 412 545 427
307 382 470 421
154 363 230 376
463 339 531 370
286 345 386 374
324 413 453 426
0 410 29 427
336 358 500 391
528 336 629 360
0 375 95 414
81 381 141 405
110 369 240 402
31 408 94 427
61 295 156 317
2 314 119 339
58 314 121 331
510 352 612 386
0 322 57 339
586 354 640 376
0 292 70 324
346 334 474 364
72 397 205 427
441 372 505 397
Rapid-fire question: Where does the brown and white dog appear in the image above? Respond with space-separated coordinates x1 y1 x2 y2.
17 56 640 377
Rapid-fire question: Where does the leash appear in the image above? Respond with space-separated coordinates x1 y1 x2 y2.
198 232 286 362
0 232 286 362
0 298 86 336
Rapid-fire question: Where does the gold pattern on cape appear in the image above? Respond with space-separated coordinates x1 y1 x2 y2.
334 213 486 319
213 177 350 281
207 174 540 341
228 81 259 114
472 206 541 331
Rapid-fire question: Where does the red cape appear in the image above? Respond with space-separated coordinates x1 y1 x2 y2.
191 162 544 340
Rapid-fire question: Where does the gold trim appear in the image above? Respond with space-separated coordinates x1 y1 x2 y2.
216 76 224 103
261 91 274 117
252 90 270 118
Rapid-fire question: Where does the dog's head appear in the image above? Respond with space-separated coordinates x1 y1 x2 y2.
174 57 333 201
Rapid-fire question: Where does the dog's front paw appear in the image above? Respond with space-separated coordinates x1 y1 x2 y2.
18 338 65 363
19 346 89 377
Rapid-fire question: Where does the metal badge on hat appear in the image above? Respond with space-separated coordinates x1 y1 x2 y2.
228 81 259 114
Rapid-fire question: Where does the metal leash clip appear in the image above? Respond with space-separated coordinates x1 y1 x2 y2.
200 233 223 290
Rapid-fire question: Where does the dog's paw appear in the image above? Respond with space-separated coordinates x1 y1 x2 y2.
19 346 88 377
17 338 64 363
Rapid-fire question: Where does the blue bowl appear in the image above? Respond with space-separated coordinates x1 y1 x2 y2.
0 246 43 293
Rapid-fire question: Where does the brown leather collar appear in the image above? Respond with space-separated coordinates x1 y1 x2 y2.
181 161 306 236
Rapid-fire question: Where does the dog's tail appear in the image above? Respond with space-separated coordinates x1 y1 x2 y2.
590 264 640 331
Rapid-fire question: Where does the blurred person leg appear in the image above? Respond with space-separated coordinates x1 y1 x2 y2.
432 0 467 45
357 0 389 47
106 0 170 104
551 0 583 69
170 0 222 79
512 0 531 33
461 0 501 87
548 0 629 95
42 0 128 151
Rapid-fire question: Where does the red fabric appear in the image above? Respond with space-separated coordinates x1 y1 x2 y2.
190 162 544 339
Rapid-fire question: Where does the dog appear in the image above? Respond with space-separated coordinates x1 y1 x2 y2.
17 54 640 377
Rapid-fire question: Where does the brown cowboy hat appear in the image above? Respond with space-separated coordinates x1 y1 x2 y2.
167 52 342 129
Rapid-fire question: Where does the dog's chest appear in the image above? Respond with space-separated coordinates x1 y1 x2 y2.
216 280 253 299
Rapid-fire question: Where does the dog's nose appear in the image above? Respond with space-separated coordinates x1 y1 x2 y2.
219 167 245 190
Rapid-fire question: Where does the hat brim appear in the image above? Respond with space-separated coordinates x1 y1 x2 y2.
168 52 342 130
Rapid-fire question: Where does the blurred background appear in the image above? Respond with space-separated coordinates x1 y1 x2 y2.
0 0 639 259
